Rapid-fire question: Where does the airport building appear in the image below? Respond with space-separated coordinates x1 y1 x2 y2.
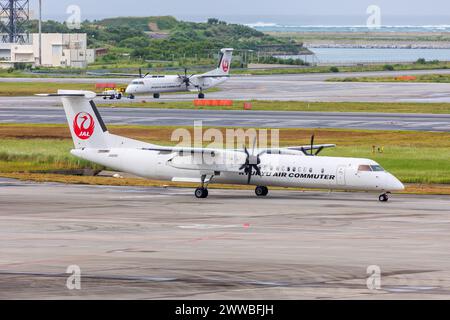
0 33 95 69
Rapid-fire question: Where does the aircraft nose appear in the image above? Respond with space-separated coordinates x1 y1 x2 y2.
387 174 405 191
125 86 134 94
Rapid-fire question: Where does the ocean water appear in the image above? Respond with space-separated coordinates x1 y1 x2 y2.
247 24 450 33
239 16 450 63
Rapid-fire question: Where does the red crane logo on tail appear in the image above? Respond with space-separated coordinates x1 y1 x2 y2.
222 59 229 72
73 112 95 140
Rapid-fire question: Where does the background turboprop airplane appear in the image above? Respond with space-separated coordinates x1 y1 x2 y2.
37 90 405 201
124 48 234 99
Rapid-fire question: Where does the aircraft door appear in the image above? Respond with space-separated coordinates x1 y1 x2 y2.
337 166 346 186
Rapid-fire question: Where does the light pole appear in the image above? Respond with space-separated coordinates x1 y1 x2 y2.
38 0 42 65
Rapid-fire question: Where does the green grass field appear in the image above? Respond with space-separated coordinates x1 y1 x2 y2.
0 139 102 172
2 60 450 79
99 100 450 114
0 82 220 97
325 147 450 184
328 73 450 83
233 62 450 76
1 81 448 114
0 125 449 185
0 82 107 96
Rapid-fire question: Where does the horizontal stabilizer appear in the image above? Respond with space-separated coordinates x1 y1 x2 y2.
36 90 97 99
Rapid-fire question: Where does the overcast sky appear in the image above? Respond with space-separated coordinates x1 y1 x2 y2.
31 0 450 24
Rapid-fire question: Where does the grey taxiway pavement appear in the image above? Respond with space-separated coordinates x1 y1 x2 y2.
1 104 449 132
2 69 450 102
1 70 450 131
1 178 450 299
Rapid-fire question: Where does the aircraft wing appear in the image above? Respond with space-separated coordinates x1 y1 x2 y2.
142 146 223 156
142 144 336 174
142 147 248 173
251 144 336 156
143 143 335 156
286 144 336 152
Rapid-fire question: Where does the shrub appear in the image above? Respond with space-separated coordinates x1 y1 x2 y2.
416 58 426 65
329 66 339 73
383 64 395 71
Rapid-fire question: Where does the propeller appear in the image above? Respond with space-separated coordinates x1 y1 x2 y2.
178 68 196 88
138 68 151 78
300 134 325 156
239 137 262 184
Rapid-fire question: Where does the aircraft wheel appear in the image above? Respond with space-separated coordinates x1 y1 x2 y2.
379 193 389 202
195 187 208 199
128 94 135 100
117 94 122 100
153 93 160 99
255 186 269 197
198 93 205 99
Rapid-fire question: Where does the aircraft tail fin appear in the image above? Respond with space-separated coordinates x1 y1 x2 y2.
36 90 164 150
202 48 234 77
56 90 112 149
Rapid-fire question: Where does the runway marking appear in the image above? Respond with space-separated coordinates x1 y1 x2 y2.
178 224 246 230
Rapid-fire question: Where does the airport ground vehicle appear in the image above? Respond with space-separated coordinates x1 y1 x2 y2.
102 87 125 100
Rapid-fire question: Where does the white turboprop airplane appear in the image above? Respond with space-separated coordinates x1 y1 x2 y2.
125 48 234 99
38 90 404 201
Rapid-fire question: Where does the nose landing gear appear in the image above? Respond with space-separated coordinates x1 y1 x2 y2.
379 193 389 202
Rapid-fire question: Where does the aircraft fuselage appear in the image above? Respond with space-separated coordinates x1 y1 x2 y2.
71 148 404 192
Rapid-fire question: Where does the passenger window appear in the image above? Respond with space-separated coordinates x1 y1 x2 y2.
292 167 296 172
358 165 372 172
287 167 290 172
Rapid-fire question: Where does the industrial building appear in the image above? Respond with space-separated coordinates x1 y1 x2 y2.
0 0 95 68
0 33 95 68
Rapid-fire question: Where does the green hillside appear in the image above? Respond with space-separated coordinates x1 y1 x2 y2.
26 16 305 65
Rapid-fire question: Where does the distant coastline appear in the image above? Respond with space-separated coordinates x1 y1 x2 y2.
247 24 450 33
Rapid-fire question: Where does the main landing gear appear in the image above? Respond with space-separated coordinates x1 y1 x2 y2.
255 186 269 197
195 187 208 199
198 88 205 99
153 93 160 99
195 174 213 199
379 193 390 202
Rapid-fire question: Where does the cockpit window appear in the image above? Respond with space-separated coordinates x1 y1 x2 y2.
370 165 385 172
132 80 144 85
358 165 372 172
